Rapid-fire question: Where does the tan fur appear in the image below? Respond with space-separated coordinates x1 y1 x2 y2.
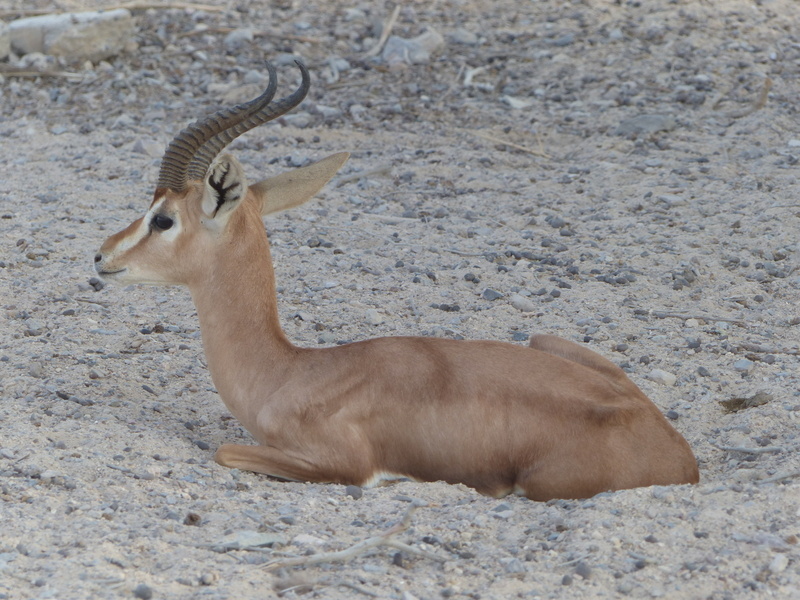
96 154 699 501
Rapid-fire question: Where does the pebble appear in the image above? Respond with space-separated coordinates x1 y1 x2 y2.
345 485 363 500
199 571 219 585
733 359 754 373
28 361 45 378
318 331 337 344
574 561 592 579
448 28 479 45
132 139 163 158
647 369 676 386
365 309 384 325
223 27 253 50
482 288 503 301
509 293 536 312
133 583 153 600
615 114 676 136
768 553 788 574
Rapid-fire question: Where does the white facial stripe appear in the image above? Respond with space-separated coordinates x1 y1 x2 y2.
113 212 149 255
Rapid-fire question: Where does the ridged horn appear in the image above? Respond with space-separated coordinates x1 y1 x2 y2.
155 60 310 193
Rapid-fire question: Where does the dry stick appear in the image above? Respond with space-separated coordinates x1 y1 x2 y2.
650 311 746 326
0 68 83 80
471 131 551 159
757 471 800 485
738 342 800 356
177 26 321 44
75 297 111 308
110 1 224 11
362 5 401 58
263 505 446 571
710 442 784 455
335 164 393 187
724 77 772 119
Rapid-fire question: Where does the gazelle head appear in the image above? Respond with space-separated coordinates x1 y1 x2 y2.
95 61 348 287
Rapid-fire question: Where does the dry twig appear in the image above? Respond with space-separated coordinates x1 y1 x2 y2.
111 1 224 11
177 26 320 44
709 441 784 455
0 67 83 80
362 5 401 58
650 311 746 326
737 342 800 356
335 164 393 187
470 130 550 159
263 504 446 571
757 471 800 485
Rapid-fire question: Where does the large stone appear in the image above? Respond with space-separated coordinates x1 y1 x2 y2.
382 27 444 66
9 9 134 62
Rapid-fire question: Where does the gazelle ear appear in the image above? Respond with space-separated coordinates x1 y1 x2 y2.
252 152 349 216
201 154 248 219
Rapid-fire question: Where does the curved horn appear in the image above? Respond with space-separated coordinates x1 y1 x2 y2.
156 61 310 192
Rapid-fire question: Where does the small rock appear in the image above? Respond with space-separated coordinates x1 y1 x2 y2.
25 319 45 336
618 581 634 594
199 571 218 586
223 27 253 50
503 557 526 574
502 96 533 110
318 331 337 344
646 369 677 387
509 293 536 312
293 533 326 546
39 470 61 483
133 583 153 600
482 288 503 301
28 361 45 378
448 28 478 45
575 561 592 579
768 554 788 574
720 391 772 413
615 114 676 137
345 485 363 500
365 309 384 326
733 359 754 373
288 153 307 167
132 139 163 158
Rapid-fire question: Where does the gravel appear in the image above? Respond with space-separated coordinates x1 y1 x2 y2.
1 0 799 598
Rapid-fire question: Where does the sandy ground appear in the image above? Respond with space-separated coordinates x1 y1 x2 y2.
1 0 799 598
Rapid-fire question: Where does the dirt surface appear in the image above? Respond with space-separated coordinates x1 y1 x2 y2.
2 0 800 598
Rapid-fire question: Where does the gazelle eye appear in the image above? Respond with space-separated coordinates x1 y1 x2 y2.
152 214 174 231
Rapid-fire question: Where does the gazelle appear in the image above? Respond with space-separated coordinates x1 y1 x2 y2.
95 62 699 501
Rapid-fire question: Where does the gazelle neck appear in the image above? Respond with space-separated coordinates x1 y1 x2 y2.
187 203 295 426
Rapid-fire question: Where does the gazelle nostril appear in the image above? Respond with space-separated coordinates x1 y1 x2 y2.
94 254 102 263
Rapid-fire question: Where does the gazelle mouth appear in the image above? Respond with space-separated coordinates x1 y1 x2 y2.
96 268 127 277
